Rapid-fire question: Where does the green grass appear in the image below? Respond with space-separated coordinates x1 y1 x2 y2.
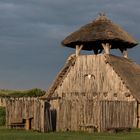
0 128 140 140
0 88 46 97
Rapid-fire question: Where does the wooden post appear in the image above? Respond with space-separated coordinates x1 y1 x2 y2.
137 103 140 128
122 49 128 58
76 45 79 56
123 50 128 58
102 43 111 54
25 119 30 130
76 45 83 56
40 100 45 132
120 48 128 58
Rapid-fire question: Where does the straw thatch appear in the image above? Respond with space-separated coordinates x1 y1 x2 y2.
105 55 140 102
62 15 138 50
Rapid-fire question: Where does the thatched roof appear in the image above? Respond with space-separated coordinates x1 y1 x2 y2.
105 55 140 102
62 15 138 50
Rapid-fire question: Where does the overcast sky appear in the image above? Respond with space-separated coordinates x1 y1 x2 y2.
0 0 140 90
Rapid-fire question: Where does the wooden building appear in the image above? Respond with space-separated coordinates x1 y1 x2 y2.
43 14 140 132
6 97 52 132
6 14 140 132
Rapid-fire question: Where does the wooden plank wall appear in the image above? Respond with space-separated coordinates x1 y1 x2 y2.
56 99 137 132
6 98 51 132
57 97 99 131
99 101 137 131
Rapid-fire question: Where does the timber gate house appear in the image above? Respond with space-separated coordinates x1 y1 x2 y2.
6 14 140 132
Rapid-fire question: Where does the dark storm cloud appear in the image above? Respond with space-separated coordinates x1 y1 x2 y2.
0 0 140 89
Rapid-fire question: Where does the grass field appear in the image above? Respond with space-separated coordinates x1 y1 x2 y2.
0 88 45 97
0 128 140 140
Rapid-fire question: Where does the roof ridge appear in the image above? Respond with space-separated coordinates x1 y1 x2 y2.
95 13 109 21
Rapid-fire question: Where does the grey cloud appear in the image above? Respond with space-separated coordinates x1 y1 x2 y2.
0 0 140 89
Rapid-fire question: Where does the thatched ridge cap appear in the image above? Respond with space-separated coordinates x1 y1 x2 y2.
95 13 110 21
